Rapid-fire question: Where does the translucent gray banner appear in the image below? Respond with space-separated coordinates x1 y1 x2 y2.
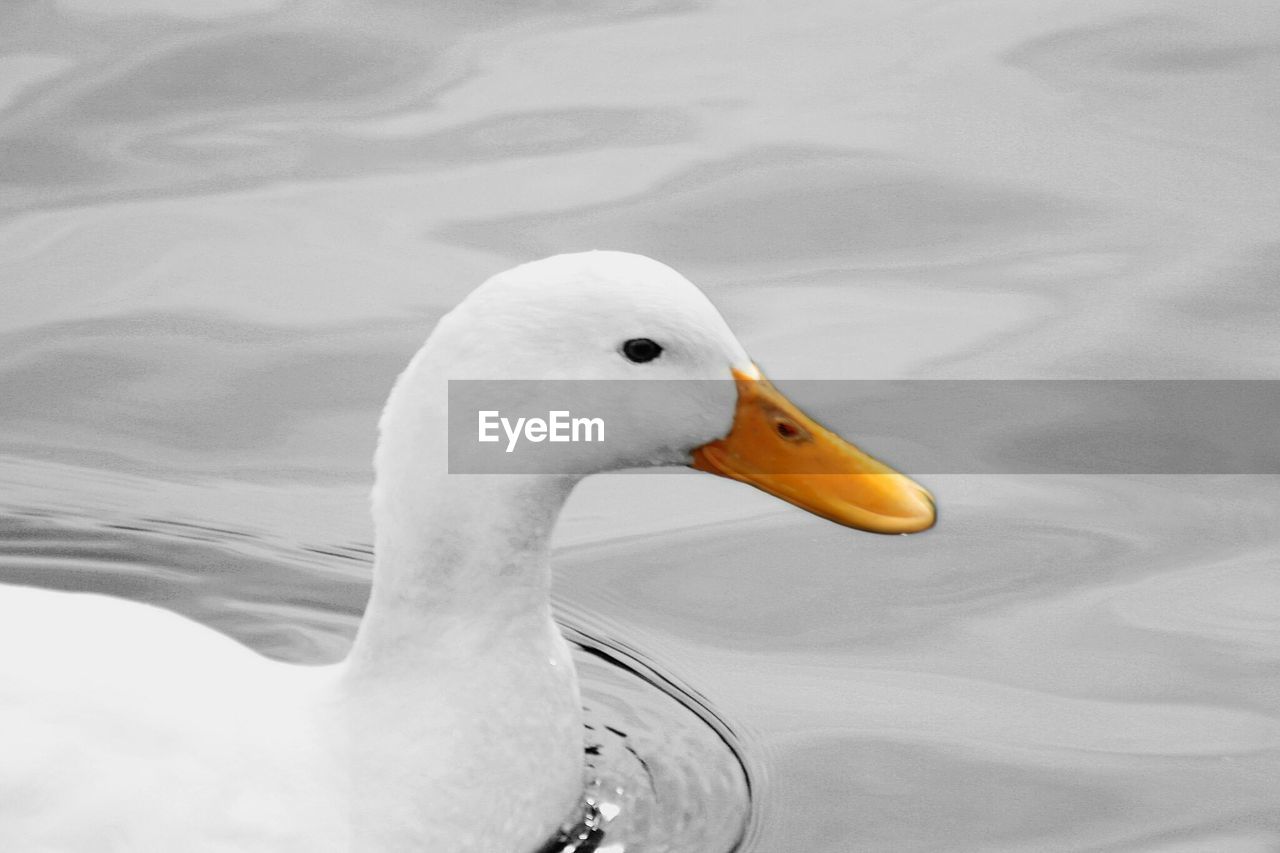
447 380 1280 474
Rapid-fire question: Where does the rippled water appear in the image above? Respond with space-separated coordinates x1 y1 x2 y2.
2 0 1279 850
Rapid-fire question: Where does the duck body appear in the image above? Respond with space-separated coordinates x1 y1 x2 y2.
0 583 580 853
0 252 933 852
0 585 350 852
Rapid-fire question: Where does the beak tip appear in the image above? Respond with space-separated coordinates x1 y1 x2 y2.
871 483 935 535
920 488 938 529
905 487 937 534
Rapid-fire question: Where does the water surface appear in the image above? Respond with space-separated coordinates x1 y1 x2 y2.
2 0 1279 850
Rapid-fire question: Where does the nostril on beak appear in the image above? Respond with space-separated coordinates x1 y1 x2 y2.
774 418 805 441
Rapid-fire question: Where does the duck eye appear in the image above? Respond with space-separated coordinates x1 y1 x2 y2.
621 338 663 364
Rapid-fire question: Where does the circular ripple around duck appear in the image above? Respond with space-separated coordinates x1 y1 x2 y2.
555 632 751 852
0 511 751 853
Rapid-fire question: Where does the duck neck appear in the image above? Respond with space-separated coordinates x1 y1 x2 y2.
343 353 582 674
338 442 587 849
347 468 578 674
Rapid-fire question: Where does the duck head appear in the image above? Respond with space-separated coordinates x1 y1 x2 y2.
407 250 934 535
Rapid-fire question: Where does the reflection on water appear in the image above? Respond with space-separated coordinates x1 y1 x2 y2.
1 0 1279 850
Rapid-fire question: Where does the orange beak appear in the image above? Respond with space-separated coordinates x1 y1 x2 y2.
691 368 936 534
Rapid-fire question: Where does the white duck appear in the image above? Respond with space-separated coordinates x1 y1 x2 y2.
0 251 934 852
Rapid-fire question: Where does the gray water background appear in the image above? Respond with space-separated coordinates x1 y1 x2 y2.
2 0 1280 850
